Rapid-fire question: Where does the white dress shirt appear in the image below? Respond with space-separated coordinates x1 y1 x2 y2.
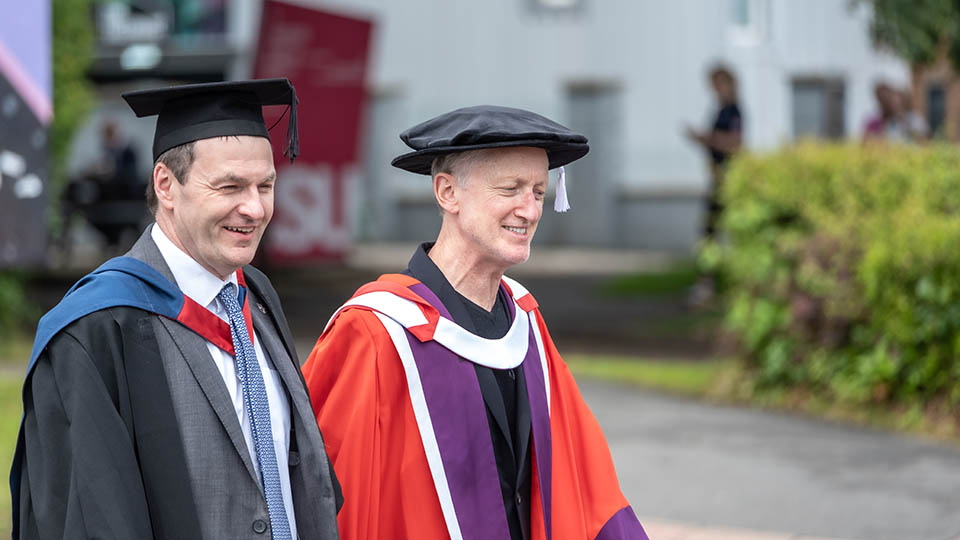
151 224 298 537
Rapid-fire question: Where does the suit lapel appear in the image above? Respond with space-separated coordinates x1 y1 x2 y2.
248 294 312 434
243 268 300 369
157 317 260 483
127 226 260 485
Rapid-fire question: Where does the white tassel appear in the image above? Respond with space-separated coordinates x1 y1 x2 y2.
554 166 571 213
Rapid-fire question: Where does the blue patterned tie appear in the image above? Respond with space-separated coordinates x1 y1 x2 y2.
218 283 292 540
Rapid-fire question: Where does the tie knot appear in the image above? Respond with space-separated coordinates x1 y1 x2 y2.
218 283 240 309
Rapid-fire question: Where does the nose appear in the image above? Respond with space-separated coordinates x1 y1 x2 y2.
237 185 266 221
515 190 541 222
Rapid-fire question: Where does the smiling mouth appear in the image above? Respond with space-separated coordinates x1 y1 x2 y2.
503 225 527 235
225 226 256 234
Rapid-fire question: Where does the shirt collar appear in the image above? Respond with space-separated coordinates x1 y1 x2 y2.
405 242 443 289
151 223 238 308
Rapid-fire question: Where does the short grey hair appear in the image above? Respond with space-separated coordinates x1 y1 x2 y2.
147 141 196 214
430 149 487 185
430 150 488 215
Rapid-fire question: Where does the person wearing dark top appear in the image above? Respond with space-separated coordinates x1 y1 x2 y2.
685 65 743 239
302 105 648 539
685 65 743 306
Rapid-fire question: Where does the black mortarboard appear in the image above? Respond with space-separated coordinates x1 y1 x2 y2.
122 78 299 162
391 105 589 175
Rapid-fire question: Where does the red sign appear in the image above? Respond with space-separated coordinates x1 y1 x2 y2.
254 1 372 262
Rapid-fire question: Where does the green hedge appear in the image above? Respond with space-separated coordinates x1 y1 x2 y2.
0 272 30 339
706 142 960 406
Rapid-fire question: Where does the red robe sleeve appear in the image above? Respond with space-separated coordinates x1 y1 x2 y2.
534 310 638 539
301 308 449 540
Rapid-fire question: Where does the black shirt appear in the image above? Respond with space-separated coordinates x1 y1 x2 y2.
404 243 532 540
711 102 742 165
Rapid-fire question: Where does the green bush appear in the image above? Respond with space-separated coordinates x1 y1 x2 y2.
709 142 960 406
0 272 31 338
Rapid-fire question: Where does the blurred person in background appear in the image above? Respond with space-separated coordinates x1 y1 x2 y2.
61 119 146 249
11 79 341 540
302 105 648 540
92 120 141 199
862 82 927 142
899 87 928 141
685 64 743 306
863 82 907 141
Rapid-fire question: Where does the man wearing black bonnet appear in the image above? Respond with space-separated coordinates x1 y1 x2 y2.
303 105 648 539
12 79 340 540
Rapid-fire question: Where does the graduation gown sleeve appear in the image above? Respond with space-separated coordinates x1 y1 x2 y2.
302 308 449 540
19 320 153 540
534 310 643 539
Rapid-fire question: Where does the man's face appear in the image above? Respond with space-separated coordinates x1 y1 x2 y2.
450 146 548 272
165 136 276 279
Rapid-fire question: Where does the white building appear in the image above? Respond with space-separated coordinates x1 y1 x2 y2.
306 0 909 251
69 0 910 253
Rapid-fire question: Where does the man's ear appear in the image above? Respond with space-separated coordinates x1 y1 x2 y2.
434 172 459 215
154 162 177 211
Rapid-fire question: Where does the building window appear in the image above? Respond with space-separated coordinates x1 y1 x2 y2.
555 81 621 245
792 78 846 140
730 0 750 26
728 0 769 44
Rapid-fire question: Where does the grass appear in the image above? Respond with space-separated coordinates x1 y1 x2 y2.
566 354 729 396
0 333 32 366
0 373 23 537
600 263 700 297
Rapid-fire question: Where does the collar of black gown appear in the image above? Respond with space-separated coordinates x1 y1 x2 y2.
122 78 299 163
391 105 589 175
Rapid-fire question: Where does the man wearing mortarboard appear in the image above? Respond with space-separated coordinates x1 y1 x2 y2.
11 79 341 540
302 106 648 539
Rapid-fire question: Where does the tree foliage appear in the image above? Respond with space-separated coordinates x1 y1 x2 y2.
51 0 95 191
860 0 960 68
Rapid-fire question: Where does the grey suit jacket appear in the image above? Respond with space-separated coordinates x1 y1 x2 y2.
127 228 339 540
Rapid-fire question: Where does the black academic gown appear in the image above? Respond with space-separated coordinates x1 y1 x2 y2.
16 265 342 540
405 243 532 540
19 306 200 539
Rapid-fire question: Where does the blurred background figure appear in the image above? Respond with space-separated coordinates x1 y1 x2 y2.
87 120 141 200
899 87 929 141
684 65 742 307
61 118 147 253
862 82 928 142
685 65 743 188
862 82 906 141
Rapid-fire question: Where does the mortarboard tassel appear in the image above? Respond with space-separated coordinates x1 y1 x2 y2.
554 166 571 212
284 87 300 162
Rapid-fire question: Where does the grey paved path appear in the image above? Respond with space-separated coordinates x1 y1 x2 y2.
580 378 960 540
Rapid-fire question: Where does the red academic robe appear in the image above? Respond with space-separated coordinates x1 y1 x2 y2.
302 273 647 540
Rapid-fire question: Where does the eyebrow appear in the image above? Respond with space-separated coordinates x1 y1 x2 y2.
495 176 547 188
211 172 276 185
